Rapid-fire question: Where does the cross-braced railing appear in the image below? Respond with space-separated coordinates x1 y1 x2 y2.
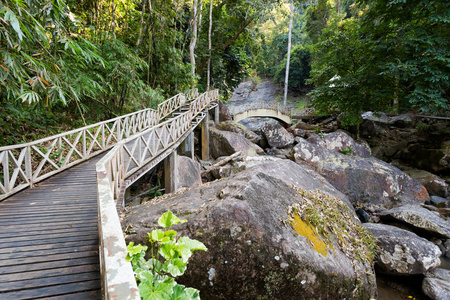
96 89 219 300
157 93 186 120
0 89 198 201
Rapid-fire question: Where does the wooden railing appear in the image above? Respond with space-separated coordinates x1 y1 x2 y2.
157 93 186 120
0 90 197 201
96 90 219 300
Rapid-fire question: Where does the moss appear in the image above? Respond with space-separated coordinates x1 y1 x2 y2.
291 214 329 256
283 186 377 298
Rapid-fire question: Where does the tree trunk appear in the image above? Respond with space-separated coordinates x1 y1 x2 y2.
207 0 213 91
135 0 147 53
284 1 294 106
198 0 204 33
110 0 116 38
190 0 199 85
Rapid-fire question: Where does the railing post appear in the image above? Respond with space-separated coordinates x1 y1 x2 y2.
164 151 178 193
3 151 10 192
25 146 32 186
82 130 87 158
201 113 209 160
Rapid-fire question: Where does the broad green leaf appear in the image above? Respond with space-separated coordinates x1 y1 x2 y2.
149 230 165 242
171 284 201 300
139 275 175 300
184 287 201 300
164 230 178 238
159 241 176 260
178 237 207 252
163 258 188 277
158 211 186 228
176 243 192 263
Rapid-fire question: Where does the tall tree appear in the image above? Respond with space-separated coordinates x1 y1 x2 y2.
284 0 294 105
207 0 213 90
190 0 199 85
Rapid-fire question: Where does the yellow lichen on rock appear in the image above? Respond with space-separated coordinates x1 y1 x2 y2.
291 214 329 257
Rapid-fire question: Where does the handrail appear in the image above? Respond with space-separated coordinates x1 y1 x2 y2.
96 89 219 299
0 90 199 201
231 101 292 116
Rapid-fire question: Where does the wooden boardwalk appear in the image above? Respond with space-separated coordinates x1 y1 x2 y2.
0 156 102 299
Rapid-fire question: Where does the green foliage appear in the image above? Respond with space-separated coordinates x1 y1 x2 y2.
308 0 449 126
339 146 353 156
126 211 207 300
274 45 311 90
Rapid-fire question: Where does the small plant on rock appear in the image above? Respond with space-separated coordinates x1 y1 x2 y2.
126 211 207 300
339 146 353 156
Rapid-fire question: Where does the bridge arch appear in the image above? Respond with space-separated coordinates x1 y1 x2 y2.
231 102 292 125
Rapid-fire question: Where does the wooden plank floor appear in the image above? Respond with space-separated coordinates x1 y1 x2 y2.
0 157 102 299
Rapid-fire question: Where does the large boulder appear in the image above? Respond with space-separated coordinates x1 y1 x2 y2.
216 121 260 144
123 160 377 299
405 169 449 198
261 123 294 149
422 268 450 300
209 128 263 159
293 138 429 210
379 205 450 238
389 114 414 128
218 100 232 122
360 112 389 137
364 223 441 275
177 156 202 188
307 131 371 158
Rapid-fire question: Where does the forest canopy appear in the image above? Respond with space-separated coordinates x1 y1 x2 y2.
0 0 448 144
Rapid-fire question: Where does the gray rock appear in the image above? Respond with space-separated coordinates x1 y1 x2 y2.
422 268 450 300
361 111 389 124
177 156 202 188
293 128 307 138
239 117 278 134
445 239 450 258
261 123 294 149
307 131 371 158
364 223 441 275
216 121 261 144
430 196 450 208
389 114 414 128
209 128 263 159
360 112 389 137
293 138 429 210
210 163 246 180
218 100 232 122
379 205 450 238
123 160 376 299
405 169 449 198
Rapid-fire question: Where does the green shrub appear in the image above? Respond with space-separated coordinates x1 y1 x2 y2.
126 211 207 300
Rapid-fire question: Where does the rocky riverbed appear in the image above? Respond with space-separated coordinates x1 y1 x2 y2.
123 79 450 299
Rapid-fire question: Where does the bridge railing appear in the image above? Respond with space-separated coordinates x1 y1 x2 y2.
0 89 203 201
96 89 219 299
231 101 292 116
0 108 160 201
187 88 199 101
157 93 186 120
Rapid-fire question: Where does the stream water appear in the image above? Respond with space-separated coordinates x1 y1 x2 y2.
227 79 449 300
